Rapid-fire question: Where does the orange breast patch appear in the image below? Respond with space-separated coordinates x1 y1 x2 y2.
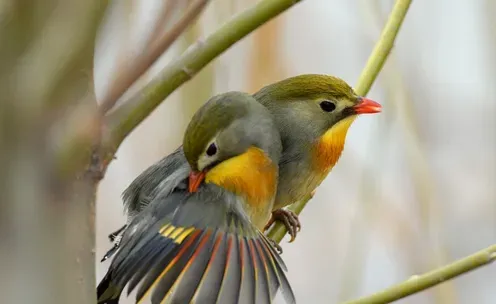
205 146 277 209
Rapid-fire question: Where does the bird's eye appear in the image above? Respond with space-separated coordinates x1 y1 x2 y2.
206 143 217 156
320 100 336 112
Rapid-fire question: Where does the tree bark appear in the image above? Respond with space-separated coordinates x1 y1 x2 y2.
0 1 107 303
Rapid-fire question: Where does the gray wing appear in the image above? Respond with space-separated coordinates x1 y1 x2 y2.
101 147 189 263
97 184 296 304
122 146 189 220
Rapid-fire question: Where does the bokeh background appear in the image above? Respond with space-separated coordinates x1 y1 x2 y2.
95 0 496 303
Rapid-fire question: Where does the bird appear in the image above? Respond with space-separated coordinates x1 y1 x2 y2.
102 74 381 261
254 75 381 235
97 91 296 304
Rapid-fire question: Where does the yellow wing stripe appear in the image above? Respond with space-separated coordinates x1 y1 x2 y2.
169 227 185 240
159 224 196 244
160 225 174 237
158 223 170 233
175 227 195 244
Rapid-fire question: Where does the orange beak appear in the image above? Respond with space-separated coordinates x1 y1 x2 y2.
188 170 206 193
353 97 382 114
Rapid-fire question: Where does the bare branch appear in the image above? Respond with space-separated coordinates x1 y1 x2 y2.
98 0 210 114
354 0 412 96
0 2 108 304
147 0 185 47
103 0 304 159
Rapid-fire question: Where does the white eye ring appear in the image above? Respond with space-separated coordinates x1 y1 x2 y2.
197 139 219 171
205 142 217 157
320 100 336 112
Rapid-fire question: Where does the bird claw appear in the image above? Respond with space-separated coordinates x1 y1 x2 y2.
101 244 119 262
108 224 127 242
263 209 301 243
102 225 127 262
268 238 283 255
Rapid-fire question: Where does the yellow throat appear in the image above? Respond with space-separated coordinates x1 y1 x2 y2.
312 115 356 173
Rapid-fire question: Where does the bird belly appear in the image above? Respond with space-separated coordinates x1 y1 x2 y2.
273 132 347 211
242 195 276 230
273 165 327 211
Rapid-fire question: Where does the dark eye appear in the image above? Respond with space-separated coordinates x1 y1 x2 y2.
206 143 217 156
320 100 336 112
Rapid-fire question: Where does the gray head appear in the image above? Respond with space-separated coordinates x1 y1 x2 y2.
183 91 282 173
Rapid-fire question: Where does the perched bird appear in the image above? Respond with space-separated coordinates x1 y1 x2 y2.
254 75 381 234
97 92 295 304
103 74 381 261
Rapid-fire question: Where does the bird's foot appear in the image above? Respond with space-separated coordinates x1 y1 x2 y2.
268 238 283 255
102 227 126 262
263 209 301 243
101 243 119 262
108 224 127 242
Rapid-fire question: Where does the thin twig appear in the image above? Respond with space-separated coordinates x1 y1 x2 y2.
338 0 454 302
103 0 304 158
105 0 135 111
99 0 210 114
267 0 412 243
354 0 412 96
147 0 184 47
343 244 496 304
177 13 215 131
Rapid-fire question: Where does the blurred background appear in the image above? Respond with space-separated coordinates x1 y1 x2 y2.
95 0 496 303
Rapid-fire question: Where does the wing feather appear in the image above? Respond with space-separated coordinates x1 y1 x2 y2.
97 184 296 304
238 236 255 304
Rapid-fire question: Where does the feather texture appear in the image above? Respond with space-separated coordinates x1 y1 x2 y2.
122 147 189 218
97 183 295 304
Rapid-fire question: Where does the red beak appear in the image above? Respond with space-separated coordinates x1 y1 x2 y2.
188 171 206 193
353 97 382 114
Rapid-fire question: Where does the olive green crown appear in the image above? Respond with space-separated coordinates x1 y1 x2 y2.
254 74 357 102
183 92 250 170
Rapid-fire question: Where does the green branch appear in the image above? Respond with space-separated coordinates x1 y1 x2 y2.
267 0 412 243
344 244 496 304
354 0 412 96
104 0 303 155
